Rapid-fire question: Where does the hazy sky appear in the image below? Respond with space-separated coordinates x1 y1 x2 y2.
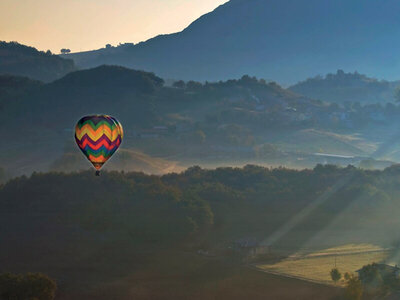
0 0 227 53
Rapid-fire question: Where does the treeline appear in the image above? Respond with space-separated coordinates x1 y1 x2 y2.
0 170 213 244
2 164 400 248
289 69 399 104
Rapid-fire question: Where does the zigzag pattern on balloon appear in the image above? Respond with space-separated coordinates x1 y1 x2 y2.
79 147 118 157
78 135 121 149
75 135 119 158
88 154 108 163
75 125 120 142
80 145 118 156
77 134 122 146
75 115 123 170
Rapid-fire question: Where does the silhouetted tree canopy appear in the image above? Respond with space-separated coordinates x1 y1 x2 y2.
2 165 400 248
60 48 71 54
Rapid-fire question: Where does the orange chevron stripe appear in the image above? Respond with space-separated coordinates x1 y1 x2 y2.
88 154 109 163
92 162 104 170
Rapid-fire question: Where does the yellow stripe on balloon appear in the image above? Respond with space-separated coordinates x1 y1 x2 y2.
75 124 113 139
75 125 120 142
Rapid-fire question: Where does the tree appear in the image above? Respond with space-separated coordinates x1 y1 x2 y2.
330 268 342 285
60 48 71 54
173 80 186 89
357 263 400 293
344 273 363 300
240 74 258 86
186 81 202 90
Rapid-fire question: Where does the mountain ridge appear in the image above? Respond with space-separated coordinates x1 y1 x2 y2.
0 41 76 82
64 0 400 84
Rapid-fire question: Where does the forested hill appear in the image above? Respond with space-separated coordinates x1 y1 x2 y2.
289 70 400 104
2 164 400 299
2 164 400 250
0 65 316 132
0 74 43 103
0 41 75 82
3 65 400 178
64 0 400 84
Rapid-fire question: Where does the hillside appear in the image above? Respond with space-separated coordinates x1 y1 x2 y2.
64 0 400 84
0 41 75 82
2 166 400 298
289 70 400 104
0 66 310 141
0 74 43 110
2 65 400 177
0 66 332 166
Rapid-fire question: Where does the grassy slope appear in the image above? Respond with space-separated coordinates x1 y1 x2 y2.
257 244 389 286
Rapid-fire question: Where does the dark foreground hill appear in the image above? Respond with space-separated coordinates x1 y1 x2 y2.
0 41 75 82
65 0 400 84
3 165 400 298
290 70 400 104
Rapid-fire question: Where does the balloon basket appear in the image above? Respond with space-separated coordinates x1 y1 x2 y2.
95 170 100 176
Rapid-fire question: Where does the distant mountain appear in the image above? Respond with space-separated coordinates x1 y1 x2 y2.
0 41 75 82
289 70 400 104
65 0 400 84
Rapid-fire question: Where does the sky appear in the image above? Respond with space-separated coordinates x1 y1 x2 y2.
0 0 228 53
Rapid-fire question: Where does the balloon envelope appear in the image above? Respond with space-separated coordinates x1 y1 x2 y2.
75 115 123 170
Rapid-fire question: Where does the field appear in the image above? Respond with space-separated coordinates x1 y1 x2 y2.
52 252 343 300
256 244 390 286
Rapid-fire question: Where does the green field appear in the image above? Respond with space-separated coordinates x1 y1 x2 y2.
257 244 389 286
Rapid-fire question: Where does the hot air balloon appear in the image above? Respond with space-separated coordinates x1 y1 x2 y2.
75 115 123 176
